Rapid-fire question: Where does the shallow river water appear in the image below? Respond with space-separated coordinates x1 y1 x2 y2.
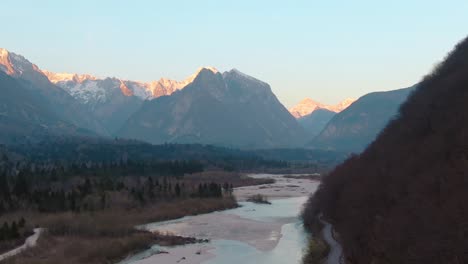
204 197 309 264
120 174 317 264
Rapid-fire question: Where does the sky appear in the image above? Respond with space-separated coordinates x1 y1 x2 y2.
2 0 468 107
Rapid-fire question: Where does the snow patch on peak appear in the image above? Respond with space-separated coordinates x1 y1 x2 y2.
289 98 327 118
142 66 220 97
329 98 355 112
0 48 14 75
0 48 8 57
0 48 41 76
289 97 356 118
119 80 134 96
42 70 98 84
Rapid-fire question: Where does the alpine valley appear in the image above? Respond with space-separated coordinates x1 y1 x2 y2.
0 48 412 153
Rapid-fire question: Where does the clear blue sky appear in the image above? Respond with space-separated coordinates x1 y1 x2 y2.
3 0 468 107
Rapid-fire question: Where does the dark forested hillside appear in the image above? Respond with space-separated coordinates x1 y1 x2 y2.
5 137 345 173
303 36 468 264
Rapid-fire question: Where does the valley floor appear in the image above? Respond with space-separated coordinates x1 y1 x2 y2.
2 198 238 264
120 174 320 264
1 173 321 264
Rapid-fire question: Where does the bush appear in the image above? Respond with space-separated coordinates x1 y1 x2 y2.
247 194 271 204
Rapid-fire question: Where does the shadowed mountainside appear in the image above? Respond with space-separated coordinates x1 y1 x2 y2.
310 86 415 153
298 108 336 138
303 36 468 264
0 71 93 144
118 69 306 148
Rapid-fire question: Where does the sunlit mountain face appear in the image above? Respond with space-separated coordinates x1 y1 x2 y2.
288 97 355 118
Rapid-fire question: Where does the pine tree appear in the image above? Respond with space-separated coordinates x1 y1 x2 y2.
10 221 19 239
18 217 26 228
0 222 8 240
13 172 29 198
175 183 181 197
0 172 10 200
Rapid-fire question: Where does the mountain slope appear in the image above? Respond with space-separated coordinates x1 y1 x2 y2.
298 108 336 138
118 68 306 148
311 86 415 153
303 36 468 264
0 71 91 144
46 76 145 133
0 48 107 135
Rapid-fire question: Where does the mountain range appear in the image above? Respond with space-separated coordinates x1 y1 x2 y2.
0 48 106 138
0 49 305 148
0 47 414 152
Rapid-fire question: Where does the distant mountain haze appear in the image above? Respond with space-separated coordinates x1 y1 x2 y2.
289 97 355 118
290 97 355 142
298 109 336 138
310 86 416 153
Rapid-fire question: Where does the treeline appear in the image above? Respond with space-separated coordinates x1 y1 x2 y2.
0 156 203 178
0 218 25 241
303 36 468 263
5 139 334 172
0 167 234 214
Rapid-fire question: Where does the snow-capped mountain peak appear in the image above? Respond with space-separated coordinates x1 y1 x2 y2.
328 98 355 112
0 48 15 75
41 66 222 104
42 71 98 84
289 97 356 118
289 98 327 118
0 48 42 76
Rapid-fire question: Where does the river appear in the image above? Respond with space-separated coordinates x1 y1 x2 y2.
119 174 319 264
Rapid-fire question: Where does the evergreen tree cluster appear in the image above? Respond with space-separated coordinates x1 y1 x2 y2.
0 218 25 241
0 166 236 214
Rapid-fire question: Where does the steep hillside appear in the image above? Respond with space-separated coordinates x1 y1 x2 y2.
0 71 91 144
45 76 145 133
118 68 306 148
303 36 468 264
311 86 415 153
0 48 107 135
298 108 336 138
